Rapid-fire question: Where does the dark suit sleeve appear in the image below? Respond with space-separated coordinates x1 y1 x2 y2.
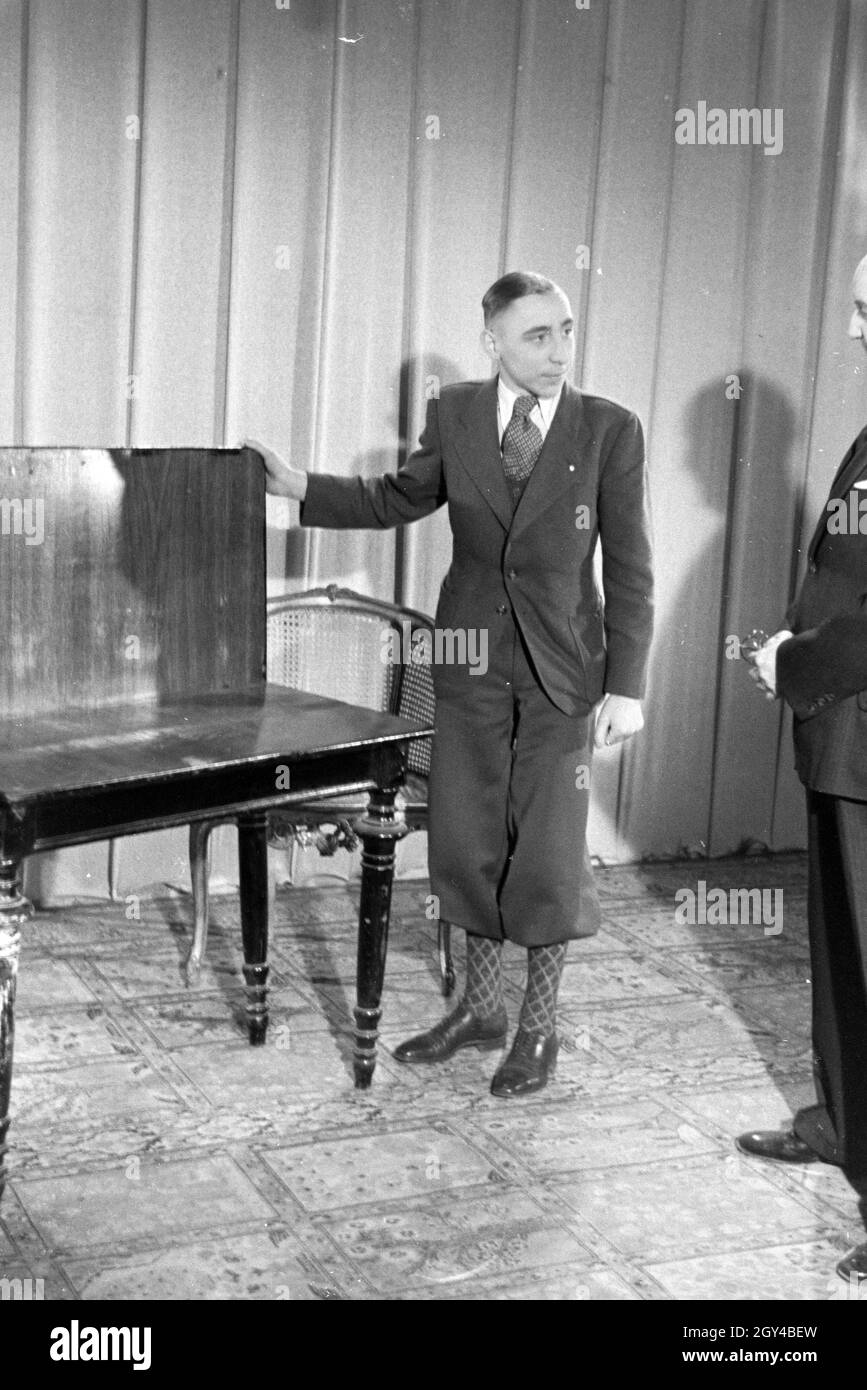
300 396 447 530
777 614 867 719
597 411 654 698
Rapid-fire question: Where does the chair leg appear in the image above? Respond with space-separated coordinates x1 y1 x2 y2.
186 821 217 985
107 839 122 902
438 919 456 997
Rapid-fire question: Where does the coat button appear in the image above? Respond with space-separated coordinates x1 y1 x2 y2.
808 561 817 573
507 569 517 580
496 604 508 615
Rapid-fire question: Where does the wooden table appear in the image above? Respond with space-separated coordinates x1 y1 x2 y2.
0 448 433 1199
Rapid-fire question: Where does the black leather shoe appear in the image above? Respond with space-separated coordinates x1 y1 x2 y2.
837 1241 867 1283
393 1002 508 1064
490 1028 558 1098
735 1129 821 1164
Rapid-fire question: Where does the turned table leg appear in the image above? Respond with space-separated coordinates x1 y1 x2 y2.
353 786 408 1088
0 858 33 1201
237 810 270 1046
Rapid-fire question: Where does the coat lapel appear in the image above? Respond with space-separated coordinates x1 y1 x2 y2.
452 378 514 532
809 426 867 559
509 385 593 538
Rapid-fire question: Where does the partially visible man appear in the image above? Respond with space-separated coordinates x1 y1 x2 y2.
739 252 867 1284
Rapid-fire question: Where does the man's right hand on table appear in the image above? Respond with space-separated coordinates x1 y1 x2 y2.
244 437 308 502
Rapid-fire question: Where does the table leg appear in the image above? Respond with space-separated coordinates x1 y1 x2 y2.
353 787 408 1088
237 811 270 1046
0 858 33 1201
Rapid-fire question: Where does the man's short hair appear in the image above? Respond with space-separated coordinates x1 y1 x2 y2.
482 271 560 326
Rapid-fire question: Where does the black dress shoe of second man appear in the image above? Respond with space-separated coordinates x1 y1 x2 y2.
491 1028 558 1098
735 1129 821 1164
837 1241 867 1283
393 1002 508 1064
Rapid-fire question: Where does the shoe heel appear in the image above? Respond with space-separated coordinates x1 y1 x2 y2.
475 1034 507 1052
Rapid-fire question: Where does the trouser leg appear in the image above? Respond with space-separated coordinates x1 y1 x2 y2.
427 618 514 940
499 629 600 946
794 791 867 1177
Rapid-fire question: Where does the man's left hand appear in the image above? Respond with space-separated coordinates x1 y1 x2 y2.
594 694 644 749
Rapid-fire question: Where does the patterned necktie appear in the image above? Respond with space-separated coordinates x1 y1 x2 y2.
502 394 543 504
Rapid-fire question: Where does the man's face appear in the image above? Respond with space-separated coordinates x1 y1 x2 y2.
847 260 867 353
484 289 575 398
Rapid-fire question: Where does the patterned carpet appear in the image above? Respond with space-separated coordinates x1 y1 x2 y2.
3 852 864 1301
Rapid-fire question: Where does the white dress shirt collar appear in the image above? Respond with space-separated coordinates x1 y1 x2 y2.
496 377 564 445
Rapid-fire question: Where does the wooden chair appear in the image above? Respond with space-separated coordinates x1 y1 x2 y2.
186 584 455 994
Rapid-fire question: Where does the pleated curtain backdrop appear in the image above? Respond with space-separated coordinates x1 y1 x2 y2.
1 0 866 900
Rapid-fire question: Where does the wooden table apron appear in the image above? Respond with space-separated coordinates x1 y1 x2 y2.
0 691 432 1199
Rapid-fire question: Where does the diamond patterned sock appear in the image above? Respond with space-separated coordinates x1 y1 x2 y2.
462 931 504 1019
519 942 568 1036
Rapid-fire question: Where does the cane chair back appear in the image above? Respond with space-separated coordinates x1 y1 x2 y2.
267 585 434 780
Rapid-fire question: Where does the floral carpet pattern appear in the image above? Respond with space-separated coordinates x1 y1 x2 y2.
3 853 864 1301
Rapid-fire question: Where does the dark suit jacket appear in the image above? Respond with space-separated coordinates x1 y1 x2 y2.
300 378 653 717
777 425 867 799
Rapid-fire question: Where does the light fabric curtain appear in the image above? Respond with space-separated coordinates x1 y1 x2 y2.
1 0 866 898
